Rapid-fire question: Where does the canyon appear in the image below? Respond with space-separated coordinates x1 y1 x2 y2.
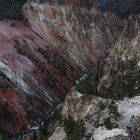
0 0 140 139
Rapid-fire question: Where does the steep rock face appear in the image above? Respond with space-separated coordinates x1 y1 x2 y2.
98 16 140 97
27 0 140 98
0 0 100 134
0 20 80 134
0 0 139 135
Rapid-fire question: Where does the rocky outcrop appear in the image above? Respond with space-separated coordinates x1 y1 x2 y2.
51 88 140 140
48 126 67 140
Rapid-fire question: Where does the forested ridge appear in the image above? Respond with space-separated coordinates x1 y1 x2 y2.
0 0 27 20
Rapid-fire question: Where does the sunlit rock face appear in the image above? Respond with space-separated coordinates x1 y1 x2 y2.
0 0 139 135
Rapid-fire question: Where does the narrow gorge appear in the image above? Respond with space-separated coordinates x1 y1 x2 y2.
0 0 140 140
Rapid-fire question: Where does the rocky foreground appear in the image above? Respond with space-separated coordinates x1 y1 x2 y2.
49 87 140 140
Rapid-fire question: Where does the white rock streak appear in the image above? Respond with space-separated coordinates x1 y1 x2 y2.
93 127 128 140
0 61 29 92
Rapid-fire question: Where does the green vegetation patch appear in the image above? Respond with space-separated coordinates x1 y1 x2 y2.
61 116 86 140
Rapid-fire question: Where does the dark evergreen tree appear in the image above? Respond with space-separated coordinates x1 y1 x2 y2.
62 116 86 140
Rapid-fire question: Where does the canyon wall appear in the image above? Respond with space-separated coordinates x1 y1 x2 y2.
0 0 139 135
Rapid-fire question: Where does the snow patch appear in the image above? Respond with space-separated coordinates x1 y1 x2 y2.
93 127 128 140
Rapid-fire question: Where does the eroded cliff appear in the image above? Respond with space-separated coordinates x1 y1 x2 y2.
0 0 140 136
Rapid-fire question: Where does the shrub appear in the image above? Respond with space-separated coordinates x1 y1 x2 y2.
102 100 120 129
98 101 107 110
108 100 120 119
37 134 47 140
33 131 37 140
103 117 115 130
62 116 86 140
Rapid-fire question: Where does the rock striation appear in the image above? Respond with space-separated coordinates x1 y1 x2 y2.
0 0 139 135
